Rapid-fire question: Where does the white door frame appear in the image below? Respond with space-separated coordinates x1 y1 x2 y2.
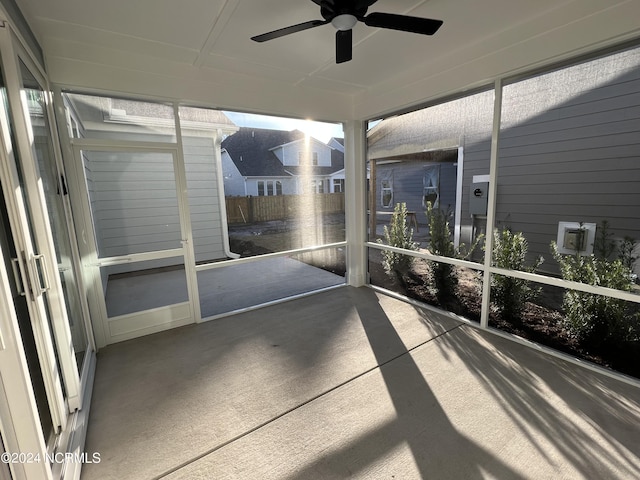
0 31 73 434
0 241 52 480
67 140 197 346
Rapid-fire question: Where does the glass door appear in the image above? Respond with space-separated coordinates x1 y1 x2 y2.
70 144 195 345
0 56 69 447
17 59 93 377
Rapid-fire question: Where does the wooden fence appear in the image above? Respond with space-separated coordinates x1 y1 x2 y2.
225 193 345 224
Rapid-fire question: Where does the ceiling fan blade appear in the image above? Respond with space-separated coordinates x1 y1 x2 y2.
251 19 329 42
363 12 443 35
336 29 352 64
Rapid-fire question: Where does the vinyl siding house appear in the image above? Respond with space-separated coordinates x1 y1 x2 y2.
371 149 459 231
221 127 345 197
368 46 640 277
64 94 239 269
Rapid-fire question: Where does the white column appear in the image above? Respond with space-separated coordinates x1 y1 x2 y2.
343 120 368 287
480 80 503 328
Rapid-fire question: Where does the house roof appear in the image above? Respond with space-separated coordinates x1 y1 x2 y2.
221 127 305 177
222 127 344 177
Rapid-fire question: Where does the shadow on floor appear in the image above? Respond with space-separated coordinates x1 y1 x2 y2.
285 288 528 479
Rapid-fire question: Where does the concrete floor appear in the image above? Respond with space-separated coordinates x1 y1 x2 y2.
105 256 345 318
83 287 640 480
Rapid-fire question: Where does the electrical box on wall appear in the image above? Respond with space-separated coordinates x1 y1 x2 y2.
556 222 596 255
469 182 489 215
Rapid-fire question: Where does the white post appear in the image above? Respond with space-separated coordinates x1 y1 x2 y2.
480 80 503 328
343 120 368 287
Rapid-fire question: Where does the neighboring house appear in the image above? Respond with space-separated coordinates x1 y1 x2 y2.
221 127 345 196
63 94 239 271
368 45 640 277
373 149 459 229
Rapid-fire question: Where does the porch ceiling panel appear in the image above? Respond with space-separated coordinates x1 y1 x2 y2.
12 0 640 122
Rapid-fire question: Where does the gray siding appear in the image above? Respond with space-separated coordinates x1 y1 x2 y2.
183 135 227 263
89 150 182 258
88 137 228 276
375 161 457 227
368 90 495 244
367 48 640 279
496 54 640 274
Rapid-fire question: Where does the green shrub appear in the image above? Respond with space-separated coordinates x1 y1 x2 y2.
593 219 616 260
425 202 483 302
619 236 639 276
551 221 637 346
378 202 418 286
426 202 457 300
491 229 543 322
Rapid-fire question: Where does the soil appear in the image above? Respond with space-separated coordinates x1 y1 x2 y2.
370 249 639 379
228 219 639 380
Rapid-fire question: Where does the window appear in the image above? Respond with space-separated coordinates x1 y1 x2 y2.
423 165 440 208
257 180 282 196
298 151 318 165
333 179 344 193
381 180 393 207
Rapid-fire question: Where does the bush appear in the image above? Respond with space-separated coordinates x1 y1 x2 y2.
491 229 543 322
551 221 637 346
619 236 639 281
425 202 483 302
426 202 457 300
378 202 418 286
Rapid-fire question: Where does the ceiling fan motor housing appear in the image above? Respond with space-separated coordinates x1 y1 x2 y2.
319 0 374 23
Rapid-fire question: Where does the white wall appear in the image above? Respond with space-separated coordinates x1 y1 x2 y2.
221 150 245 197
275 138 332 167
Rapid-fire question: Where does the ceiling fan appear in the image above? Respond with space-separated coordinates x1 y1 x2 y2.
251 0 443 64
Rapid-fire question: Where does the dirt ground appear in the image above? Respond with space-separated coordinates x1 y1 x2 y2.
369 248 639 379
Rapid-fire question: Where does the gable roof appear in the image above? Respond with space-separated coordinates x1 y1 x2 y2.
221 127 306 177
222 127 344 177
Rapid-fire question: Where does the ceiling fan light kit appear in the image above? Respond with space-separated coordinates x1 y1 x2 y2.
251 0 443 64
331 14 358 31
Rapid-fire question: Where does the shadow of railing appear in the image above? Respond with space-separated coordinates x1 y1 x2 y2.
285 288 528 479
416 307 640 479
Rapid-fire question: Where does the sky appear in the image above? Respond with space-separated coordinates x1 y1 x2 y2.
223 110 344 143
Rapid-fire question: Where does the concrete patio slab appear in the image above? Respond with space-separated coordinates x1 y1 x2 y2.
82 287 640 480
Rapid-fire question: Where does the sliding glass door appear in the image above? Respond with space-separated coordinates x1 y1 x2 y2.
0 26 93 469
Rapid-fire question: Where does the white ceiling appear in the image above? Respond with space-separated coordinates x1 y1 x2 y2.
12 0 640 122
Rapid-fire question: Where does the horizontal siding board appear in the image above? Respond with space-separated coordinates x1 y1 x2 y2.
100 224 182 239
99 216 181 229
502 104 640 140
495 193 639 206
500 118 640 149
95 180 178 191
497 182 640 195
189 205 221 216
497 159 640 177
90 163 175 173
96 207 179 220
186 183 217 194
